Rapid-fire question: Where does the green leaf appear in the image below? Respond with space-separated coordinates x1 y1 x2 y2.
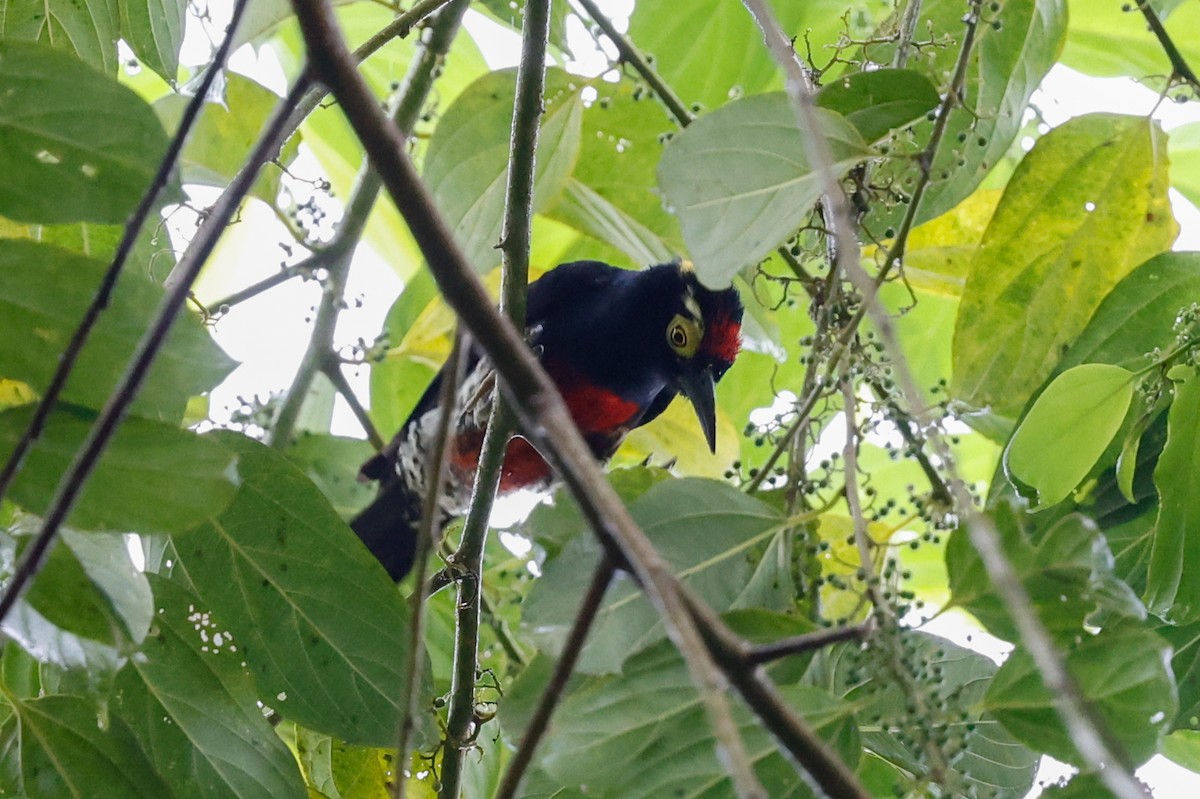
0 0 119 73
864 0 1066 228
813 68 940 143
1062 0 1200 80
985 626 1177 766
112 575 307 799
0 239 238 421
1163 729 1200 773
285 433 376 519
117 0 184 83
947 501 1144 641
294 727 394 799
516 613 857 798
522 478 785 673
548 178 673 266
1170 123 1200 211
952 114 1176 419
424 68 583 273
627 0 884 111
154 74 298 204
1004 364 1135 508
657 93 868 285
0 40 172 223
174 432 414 747
561 79 682 254
0 406 240 535
807 632 1039 797
1060 252 1200 373
0 694 173 798
1146 371 1200 622
1039 773 1120 798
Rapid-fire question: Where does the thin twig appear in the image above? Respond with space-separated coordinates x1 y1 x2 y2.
1135 0 1200 92
319 353 384 449
494 556 616 799
745 622 870 665
0 68 306 628
395 330 466 799
0 0 252 509
203 260 312 317
290 5 864 797
742 2 1149 796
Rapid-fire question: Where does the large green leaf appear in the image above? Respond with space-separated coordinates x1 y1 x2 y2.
864 0 1066 229
0 694 173 798
952 114 1176 419
1061 0 1200 80
558 78 682 255
154 73 298 204
423 68 583 273
1145 371 1200 622
657 94 868 285
174 432 414 747
985 626 1176 766
117 0 184 84
294 726 395 799
627 0 883 111
0 406 240 535
813 68 939 143
807 632 1039 797
0 239 238 421
0 0 119 73
507 612 857 799
548 178 674 266
947 501 1144 642
1060 252 1200 374
112 575 307 799
1004 364 1135 508
0 40 171 223
284 432 376 519
1168 123 1200 212
521 477 786 673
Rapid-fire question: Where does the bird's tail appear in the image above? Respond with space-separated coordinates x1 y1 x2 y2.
350 480 424 581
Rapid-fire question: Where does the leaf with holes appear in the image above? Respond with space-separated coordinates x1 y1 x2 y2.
117 0 185 83
0 41 172 223
112 575 306 799
953 114 1175 420
174 432 416 746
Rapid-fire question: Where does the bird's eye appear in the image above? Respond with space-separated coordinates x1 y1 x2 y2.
666 314 701 357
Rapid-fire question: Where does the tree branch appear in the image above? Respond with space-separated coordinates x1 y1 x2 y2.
0 66 306 628
1135 0 1200 92
0 0 251 509
744 622 870 665
494 555 616 799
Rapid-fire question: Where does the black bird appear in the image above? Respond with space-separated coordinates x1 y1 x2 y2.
351 259 743 580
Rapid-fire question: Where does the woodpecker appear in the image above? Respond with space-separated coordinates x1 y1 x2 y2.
351 259 743 580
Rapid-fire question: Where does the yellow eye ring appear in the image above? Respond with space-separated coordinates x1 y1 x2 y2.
667 314 701 357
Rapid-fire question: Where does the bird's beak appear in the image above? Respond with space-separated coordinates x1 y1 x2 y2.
677 366 718 453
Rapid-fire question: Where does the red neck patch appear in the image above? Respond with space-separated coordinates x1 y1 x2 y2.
701 304 742 365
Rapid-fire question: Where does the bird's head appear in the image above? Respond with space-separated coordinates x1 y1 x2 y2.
657 261 743 453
